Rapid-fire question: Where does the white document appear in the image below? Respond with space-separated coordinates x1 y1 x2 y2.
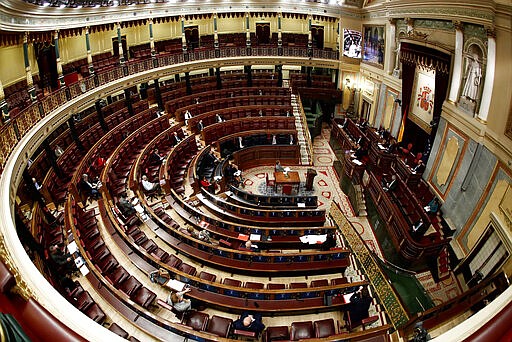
67 241 78 254
249 234 261 241
166 279 186 292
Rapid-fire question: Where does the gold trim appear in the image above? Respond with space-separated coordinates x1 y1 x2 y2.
476 116 487 124
0 234 35 301
330 203 410 329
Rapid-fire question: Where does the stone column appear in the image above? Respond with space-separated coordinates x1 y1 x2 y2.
245 13 251 55
215 67 222 90
337 19 341 60
85 27 94 76
181 15 188 61
154 79 164 111
117 23 125 65
386 19 396 75
277 12 283 56
0 81 10 123
68 117 84 151
213 13 220 58
448 21 464 103
149 18 158 67
54 30 65 88
23 32 37 102
95 100 107 131
245 65 252 87
477 27 496 123
185 72 192 95
307 15 313 57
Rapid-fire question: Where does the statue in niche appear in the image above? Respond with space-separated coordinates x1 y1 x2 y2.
461 46 483 102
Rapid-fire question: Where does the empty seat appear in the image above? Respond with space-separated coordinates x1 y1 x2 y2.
199 271 216 282
166 254 182 268
105 266 129 287
95 254 118 274
289 282 307 289
223 278 242 297
206 315 233 338
73 290 94 311
109 323 129 339
310 279 329 287
264 326 289 342
291 321 314 341
184 311 209 331
178 263 197 276
132 287 157 308
119 276 142 297
314 318 336 338
83 303 106 324
330 277 348 286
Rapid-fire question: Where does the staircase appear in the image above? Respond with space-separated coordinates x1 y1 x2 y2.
290 92 312 165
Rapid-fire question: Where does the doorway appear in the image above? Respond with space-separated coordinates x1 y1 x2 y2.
185 26 199 49
256 22 271 45
311 25 324 49
112 35 128 61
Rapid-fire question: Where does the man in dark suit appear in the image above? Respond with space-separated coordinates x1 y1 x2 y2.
233 312 265 336
346 287 372 327
383 175 397 192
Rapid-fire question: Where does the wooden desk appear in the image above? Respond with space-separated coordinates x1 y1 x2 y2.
274 171 300 194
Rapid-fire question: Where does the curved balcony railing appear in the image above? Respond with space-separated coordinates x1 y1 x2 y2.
0 45 340 174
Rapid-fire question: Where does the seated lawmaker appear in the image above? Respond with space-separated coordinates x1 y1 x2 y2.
275 160 285 172
79 173 101 200
346 287 372 327
233 312 265 336
200 176 216 193
424 197 440 215
149 148 165 165
382 175 397 192
118 193 135 217
166 287 192 313
141 175 161 194
49 244 76 274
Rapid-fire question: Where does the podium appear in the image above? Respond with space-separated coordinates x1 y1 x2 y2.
305 168 317 191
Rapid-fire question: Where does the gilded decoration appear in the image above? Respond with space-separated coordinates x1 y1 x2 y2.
330 203 409 329
464 23 487 41
389 8 493 22
505 103 512 140
0 234 35 301
414 19 454 32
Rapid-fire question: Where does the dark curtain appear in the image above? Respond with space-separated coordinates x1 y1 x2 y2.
34 41 57 90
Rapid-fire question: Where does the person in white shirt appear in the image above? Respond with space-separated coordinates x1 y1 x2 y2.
141 175 161 193
32 178 42 191
184 110 192 125
54 145 64 158
173 131 182 144
216 114 223 123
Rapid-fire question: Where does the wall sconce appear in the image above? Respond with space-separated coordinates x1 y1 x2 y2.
345 78 351 89
394 98 402 106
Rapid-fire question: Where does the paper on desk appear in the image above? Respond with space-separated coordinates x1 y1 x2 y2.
238 233 249 241
249 234 261 241
79 264 89 276
300 234 327 244
297 203 306 207
67 241 78 254
167 279 186 292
